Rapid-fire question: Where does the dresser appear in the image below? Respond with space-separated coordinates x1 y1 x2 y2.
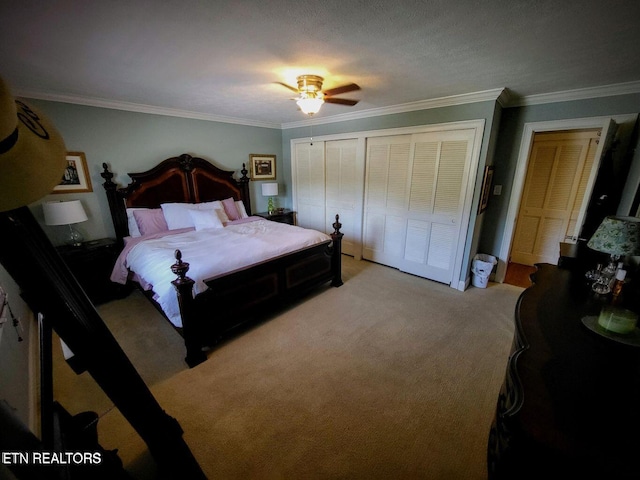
488 263 640 479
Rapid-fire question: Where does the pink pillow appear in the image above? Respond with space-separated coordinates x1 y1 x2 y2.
222 197 241 221
133 208 168 236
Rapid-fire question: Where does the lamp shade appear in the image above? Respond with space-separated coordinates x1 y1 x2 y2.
43 200 88 226
587 216 640 256
261 183 279 197
296 96 324 115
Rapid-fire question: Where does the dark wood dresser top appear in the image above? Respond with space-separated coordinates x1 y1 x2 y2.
489 263 640 479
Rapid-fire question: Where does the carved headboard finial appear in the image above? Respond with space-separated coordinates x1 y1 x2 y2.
240 163 249 182
101 163 115 186
178 154 195 172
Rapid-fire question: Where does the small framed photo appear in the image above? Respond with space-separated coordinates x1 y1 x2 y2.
249 154 276 180
478 165 494 214
53 152 93 194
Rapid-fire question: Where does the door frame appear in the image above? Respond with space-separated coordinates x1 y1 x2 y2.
496 114 637 283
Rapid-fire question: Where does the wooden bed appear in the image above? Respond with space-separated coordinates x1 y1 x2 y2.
101 153 343 367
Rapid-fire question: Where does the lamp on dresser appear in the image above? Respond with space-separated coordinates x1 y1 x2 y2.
43 200 88 247
586 215 640 293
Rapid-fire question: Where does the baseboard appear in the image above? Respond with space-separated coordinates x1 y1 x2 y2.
457 277 470 291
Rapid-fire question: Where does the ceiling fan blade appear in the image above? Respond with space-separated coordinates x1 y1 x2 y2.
324 97 359 106
322 83 360 97
275 81 300 93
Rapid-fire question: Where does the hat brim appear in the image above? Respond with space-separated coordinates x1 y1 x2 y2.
0 99 67 212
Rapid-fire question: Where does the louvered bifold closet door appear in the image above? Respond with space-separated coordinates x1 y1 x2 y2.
294 142 326 233
325 139 358 256
363 130 474 285
363 135 412 267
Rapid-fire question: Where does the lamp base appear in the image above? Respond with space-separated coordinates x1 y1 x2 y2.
67 225 84 247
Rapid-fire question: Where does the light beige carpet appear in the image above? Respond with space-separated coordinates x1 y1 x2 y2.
54 256 523 479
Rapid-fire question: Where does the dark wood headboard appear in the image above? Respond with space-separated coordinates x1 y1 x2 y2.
101 153 251 245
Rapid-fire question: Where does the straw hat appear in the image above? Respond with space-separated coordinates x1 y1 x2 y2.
0 76 67 212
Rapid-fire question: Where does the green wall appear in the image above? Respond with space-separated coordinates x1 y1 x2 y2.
25 100 282 245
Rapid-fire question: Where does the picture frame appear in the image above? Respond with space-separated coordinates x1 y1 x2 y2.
478 165 494 214
52 152 93 194
249 154 276 180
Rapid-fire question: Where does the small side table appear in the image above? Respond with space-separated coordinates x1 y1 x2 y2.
254 209 295 225
57 238 129 305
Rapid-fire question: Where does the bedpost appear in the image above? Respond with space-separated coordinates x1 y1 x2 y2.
330 214 344 287
239 163 252 215
101 163 128 247
171 250 207 367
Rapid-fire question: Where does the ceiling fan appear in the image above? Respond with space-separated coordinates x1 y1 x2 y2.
277 75 360 116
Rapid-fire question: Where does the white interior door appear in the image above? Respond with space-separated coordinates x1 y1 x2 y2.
363 130 475 284
511 129 602 265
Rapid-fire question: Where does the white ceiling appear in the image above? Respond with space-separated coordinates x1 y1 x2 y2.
2 0 640 128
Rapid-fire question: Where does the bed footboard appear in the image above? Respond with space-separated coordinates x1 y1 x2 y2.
171 215 343 367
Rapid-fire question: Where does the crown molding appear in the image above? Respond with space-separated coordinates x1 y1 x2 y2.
16 81 640 130
281 88 506 129
506 80 640 107
14 89 282 129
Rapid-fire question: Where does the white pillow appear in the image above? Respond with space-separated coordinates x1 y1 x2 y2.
126 208 147 237
198 200 223 210
235 200 248 219
197 200 229 223
160 203 198 230
189 209 224 231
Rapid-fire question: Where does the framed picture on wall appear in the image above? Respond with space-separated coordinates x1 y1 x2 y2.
52 152 93 194
478 165 494 214
249 154 276 180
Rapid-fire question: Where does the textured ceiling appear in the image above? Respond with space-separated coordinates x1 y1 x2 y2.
2 0 640 127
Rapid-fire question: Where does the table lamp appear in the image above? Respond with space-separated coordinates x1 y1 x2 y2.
586 215 640 293
43 200 88 246
261 183 278 215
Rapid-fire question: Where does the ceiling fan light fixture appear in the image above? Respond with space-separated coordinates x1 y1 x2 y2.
296 94 324 115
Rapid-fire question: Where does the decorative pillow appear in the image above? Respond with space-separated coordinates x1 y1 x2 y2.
126 208 147 237
235 200 248 219
222 197 241 221
133 208 168 236
161 203 198 230
189 209 224 231
197 200 229 223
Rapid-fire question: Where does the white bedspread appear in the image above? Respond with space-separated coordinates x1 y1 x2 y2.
113 218 331 327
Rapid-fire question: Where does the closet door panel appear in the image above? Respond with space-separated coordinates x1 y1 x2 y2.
294 142 326 233
363 135 412 261
404 219 430 264
325 139 358 256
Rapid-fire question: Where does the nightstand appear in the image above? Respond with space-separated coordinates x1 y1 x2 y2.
57 238 129 305
254 209 295 225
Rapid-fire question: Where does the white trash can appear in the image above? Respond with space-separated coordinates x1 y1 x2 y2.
471 254 497 288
